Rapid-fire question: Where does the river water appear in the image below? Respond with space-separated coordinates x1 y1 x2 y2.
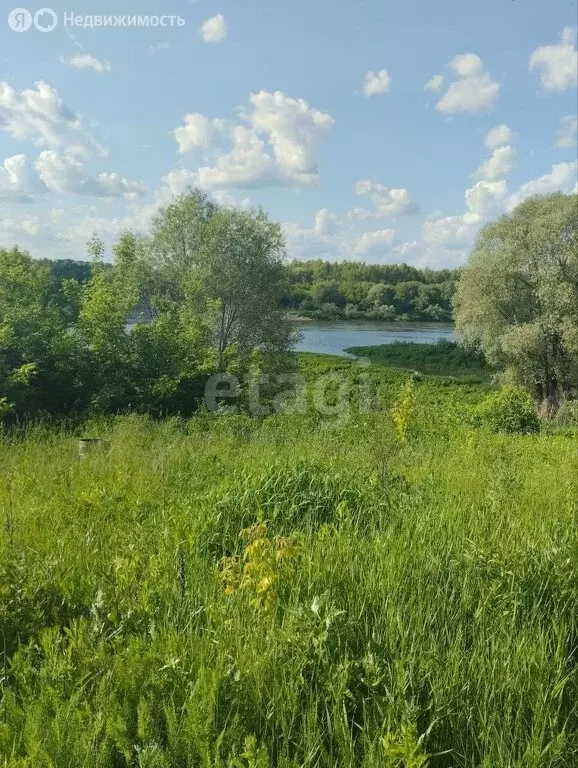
294 321 455 357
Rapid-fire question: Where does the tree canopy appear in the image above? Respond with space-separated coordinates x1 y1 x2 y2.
454 192 578 410
0 190 297 422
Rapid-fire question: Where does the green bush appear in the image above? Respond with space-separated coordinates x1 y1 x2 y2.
471 386 539 434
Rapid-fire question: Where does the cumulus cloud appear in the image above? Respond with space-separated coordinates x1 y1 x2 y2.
352 179 419 217
200 14 227 43
354 229 396 255
422 173 511 250
173 91 334 189
0 154 47 202
436 53 500 114
424 74 443 92
192 126 283 189
313 208 336 236
451 53 484 78
97 172 147 199
529 27 577 91
507 161 578 210
485 123 514 149
59 54 111 73
363 70 391 97
422 212 483 248
465 179 508 217
0 80 106 157
248 90 334 178
174 113 226 152
34 151 146 198
555 115 578 148
281 209 345 261
475 145 517 180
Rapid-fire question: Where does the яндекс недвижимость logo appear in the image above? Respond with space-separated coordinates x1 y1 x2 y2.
8 7 58 32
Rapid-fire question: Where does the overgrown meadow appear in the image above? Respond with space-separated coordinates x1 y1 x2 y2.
0 357 576 767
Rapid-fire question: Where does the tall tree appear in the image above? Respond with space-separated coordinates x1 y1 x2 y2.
146 189 297 369
454 193 578 411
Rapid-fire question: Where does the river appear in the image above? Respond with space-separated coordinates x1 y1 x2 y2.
294 321 455 357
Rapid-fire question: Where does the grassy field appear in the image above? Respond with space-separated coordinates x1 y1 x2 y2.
0 354 576 767
344 341 491 382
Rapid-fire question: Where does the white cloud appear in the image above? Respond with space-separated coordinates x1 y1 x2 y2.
248 90 334 179
507 161 578 210
97 172 147 199
59 54 111 74
392 240 419 257
529 27 578 91
363 69 391 97
354 229 396 255
555 115 578 148
422 212 483 248
485 123 514 149
281 209 345 261
475 145 517 180
313 208 336 236
193 126 284 189
352 178 419 217
0 80 106 157
34 151 146 198
0 154 47 202
200 14 227 43
465 179 508 217
161 169 201 197
436 53 499 114
450 53 484 78
422 175 511 251
174 113 224 152
0 213 43 240
211 190 252 210
425 74 443 92
177 91 334 189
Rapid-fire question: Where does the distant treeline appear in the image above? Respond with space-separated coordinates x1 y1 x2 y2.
280 260 459 321
42 258 459 323
38 258 100 287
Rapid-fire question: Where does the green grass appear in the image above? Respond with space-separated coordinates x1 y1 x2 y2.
345 340 491 382
0 356 576 767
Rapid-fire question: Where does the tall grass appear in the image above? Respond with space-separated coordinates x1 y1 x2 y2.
0 367 576 766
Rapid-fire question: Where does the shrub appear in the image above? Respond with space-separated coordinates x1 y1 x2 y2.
471 386 539 434
552 399 578 427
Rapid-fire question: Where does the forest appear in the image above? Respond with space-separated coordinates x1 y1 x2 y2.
281 261 457 321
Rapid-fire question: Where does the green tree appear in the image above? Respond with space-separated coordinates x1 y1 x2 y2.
0 247 87 418
454 193 578 411
146 188 218 301
366 283 396 308
311 280 346 309
146 190 297 369
78 235 140 412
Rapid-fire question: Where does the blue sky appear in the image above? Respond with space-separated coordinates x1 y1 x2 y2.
0 0 576 266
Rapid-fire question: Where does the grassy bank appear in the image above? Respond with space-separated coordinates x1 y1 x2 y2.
0 356 576 766
345 340 491 382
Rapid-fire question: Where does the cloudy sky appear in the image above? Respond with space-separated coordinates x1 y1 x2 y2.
0 0 577 266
